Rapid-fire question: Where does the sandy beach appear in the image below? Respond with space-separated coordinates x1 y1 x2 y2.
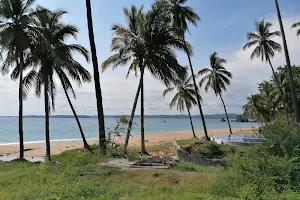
0 128 254 158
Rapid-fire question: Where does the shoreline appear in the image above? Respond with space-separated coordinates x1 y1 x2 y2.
0 128 254 158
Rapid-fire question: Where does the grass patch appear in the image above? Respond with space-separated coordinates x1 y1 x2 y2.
0 148 230 200
177 139 249 159
1 141 295 200
176 138 199 146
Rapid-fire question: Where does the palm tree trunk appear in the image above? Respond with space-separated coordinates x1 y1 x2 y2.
183 38 209 141
123 75 142 153
274 0 300 123
186 105 196 138
140 65 147 154
219 94 233 135
44 81 51 162
85 0 106 153
268 58 290 123
62 86 92 152
18 52 24 160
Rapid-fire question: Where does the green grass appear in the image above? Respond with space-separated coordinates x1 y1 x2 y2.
1 142 296 200
0 144 236 200
176 139 249 158
176 138 199 146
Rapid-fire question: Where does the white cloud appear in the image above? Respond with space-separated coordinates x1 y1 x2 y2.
0 14 300 116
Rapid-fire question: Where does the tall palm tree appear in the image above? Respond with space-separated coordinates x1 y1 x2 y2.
163 69 198 138
85 0 106 153
0 0 36 160
243 19 290 123
25 8 91 161
161 0 209 140
291 21 300 36
102 5 143 153
274 0 299 123
198 52 233 135
102 5 186 153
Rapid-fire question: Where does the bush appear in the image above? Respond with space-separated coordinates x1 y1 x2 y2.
260 123 300 158
181 141 224 159
223 124 300 199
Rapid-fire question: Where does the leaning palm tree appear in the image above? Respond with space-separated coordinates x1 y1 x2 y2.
102 5 186 154
25 7 92 161
0 0 36 160
198 52 233 135
274 0 299 123
102 5 143 153
291 21 300 36
163 69 198 138
243 19 290 123
159 0 209 141
85 0 106 153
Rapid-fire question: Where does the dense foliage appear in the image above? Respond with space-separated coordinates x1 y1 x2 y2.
243 65 300 123
221 124 300 199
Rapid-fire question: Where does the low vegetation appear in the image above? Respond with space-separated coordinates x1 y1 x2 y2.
178 140 248 159
2 124 300 199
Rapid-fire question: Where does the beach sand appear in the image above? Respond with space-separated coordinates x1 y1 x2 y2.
0 128 254 158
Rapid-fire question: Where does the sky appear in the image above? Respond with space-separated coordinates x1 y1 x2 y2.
1 0 300 116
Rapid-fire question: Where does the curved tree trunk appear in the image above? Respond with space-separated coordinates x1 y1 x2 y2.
86 0 106 153
184 39 209 140
219 94 233 135
63 86 92 153
140 65 147 154
186 105 196 138
123 75 142 153
274 0 300 123
268 58 290 123
18 52 24 160
44 81 51 162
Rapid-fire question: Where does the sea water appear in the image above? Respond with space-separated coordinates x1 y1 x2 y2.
0 117 259 144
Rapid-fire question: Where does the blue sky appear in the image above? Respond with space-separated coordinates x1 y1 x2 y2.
1 0 300 115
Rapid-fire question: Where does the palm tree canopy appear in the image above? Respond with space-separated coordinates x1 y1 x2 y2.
291 21 300 36
102 5 188 86
198 52 232 96
158 0 200 37
243 19 282 62
0 0 35 51
24 7 91 110
163 68 198 112
243 94 270 122
0 0 36 72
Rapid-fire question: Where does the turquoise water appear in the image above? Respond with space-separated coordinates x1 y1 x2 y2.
0 117 259 144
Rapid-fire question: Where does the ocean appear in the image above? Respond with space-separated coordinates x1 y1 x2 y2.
0 116 259 144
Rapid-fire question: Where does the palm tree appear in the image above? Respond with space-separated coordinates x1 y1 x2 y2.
102 5 143 153
243 19 290 123
102 5 186 153
198 52 233 135
243 94 271 125
0 0 36 160
25 8 91 161
259 81 278 122
291 21 300 36
161 0 209 141
85 0 106 153
163 69 198 138
274 0 300 123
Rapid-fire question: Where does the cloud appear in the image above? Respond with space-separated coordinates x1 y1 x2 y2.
0 14 300 116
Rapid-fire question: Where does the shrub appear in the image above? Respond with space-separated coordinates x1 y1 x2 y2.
223 124 300 199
